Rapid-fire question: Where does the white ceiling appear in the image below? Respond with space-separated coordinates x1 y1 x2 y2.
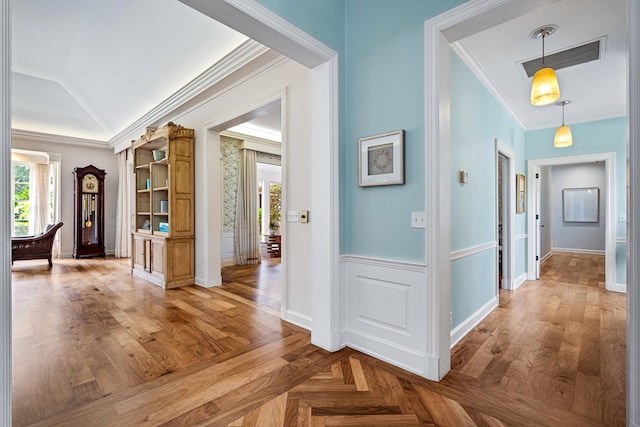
11 0 627 143
12 0 248 141
454 0 627 130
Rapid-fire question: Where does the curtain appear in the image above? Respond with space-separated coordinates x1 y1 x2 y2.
234 149 261 265
29 163 50 235
115 149 131 258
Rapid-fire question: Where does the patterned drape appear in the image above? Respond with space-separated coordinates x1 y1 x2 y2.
234 149 261 265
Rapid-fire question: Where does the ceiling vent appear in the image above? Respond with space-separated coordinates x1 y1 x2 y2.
521 37 605 78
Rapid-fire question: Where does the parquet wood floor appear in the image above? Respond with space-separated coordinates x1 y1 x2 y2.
11 253 625 426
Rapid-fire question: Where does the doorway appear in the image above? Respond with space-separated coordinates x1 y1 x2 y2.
217 101 284 312
497 140 515 291
527 153 618 292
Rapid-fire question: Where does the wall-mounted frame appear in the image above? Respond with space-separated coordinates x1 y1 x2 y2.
516 173 526 214
563 187 599 222
358 129 404 186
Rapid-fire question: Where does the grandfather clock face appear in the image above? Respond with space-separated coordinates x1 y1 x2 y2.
82 174 99 193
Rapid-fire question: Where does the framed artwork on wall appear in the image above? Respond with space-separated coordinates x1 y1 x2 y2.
358 129 405 187
563 187 599 222
516 173 526 214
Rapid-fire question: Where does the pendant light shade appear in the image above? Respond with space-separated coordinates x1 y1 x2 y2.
554 125 573 147
554 100 573 148
530 25 560 106
531 67 561 106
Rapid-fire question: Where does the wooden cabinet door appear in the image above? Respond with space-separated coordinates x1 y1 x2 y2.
151 238 165 275
132 234 147 270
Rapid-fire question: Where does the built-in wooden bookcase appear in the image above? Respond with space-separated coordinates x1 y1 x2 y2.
131 122 194 288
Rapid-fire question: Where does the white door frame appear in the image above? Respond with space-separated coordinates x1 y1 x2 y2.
1 0 10 424
497 139 515 291
526 153 617 291
202 90 290 320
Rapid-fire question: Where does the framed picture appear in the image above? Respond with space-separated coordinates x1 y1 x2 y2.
358 129 405 187
563 187 599 222
516 173 526 214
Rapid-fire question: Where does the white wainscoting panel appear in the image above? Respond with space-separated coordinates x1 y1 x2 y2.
222 230 235 266
341 255 429 376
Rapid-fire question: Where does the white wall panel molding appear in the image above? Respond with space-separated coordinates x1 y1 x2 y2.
449 242 496 261
340 255 426 272
450 296 498 348
342 256 429 377
222 230 235 266
515 234 527 241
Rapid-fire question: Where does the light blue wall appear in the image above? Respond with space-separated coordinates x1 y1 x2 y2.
255 0 528 325
258 0 465 262
526 117 627 285
450 50 527 328
341 0 464 261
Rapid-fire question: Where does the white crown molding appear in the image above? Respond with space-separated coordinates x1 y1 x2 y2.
11 129 109 149
225 0 336 66
451 40 527 130
107 39 269 149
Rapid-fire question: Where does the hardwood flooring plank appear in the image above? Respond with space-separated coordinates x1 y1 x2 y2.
13 254 625 427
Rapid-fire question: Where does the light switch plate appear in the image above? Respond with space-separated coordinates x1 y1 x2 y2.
411 212 425 228
287 211 299 222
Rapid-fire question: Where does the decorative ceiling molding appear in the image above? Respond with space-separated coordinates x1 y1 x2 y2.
107 39 269 149
11 129 110 149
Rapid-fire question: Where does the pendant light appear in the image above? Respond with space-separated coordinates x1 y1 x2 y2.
554 100 573 148
530 25 560 106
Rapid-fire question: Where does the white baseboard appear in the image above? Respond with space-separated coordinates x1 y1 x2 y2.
346 329 433 377
283 309 311 330
450 296 498 348
552 247 605 255
541 251 552 263
512 273 527 290
607 282 627 293
194 274 221 288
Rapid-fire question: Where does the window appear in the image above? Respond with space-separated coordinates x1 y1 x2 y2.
10 149 60 238
12 163 31 236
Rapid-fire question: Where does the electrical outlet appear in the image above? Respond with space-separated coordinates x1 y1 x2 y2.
411 212 425 228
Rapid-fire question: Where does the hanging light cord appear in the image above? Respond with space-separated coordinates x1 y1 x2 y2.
561 103 565 125
541 33 546 65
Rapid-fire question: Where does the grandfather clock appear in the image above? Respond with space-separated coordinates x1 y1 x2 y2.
73 165 106 258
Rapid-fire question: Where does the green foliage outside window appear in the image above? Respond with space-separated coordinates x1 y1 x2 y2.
13 164 30 236
269 183 282 231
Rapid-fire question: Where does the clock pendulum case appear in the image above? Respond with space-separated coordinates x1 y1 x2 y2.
73 165 106 258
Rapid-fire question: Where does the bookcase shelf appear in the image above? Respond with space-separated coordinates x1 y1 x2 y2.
131 122 194 289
